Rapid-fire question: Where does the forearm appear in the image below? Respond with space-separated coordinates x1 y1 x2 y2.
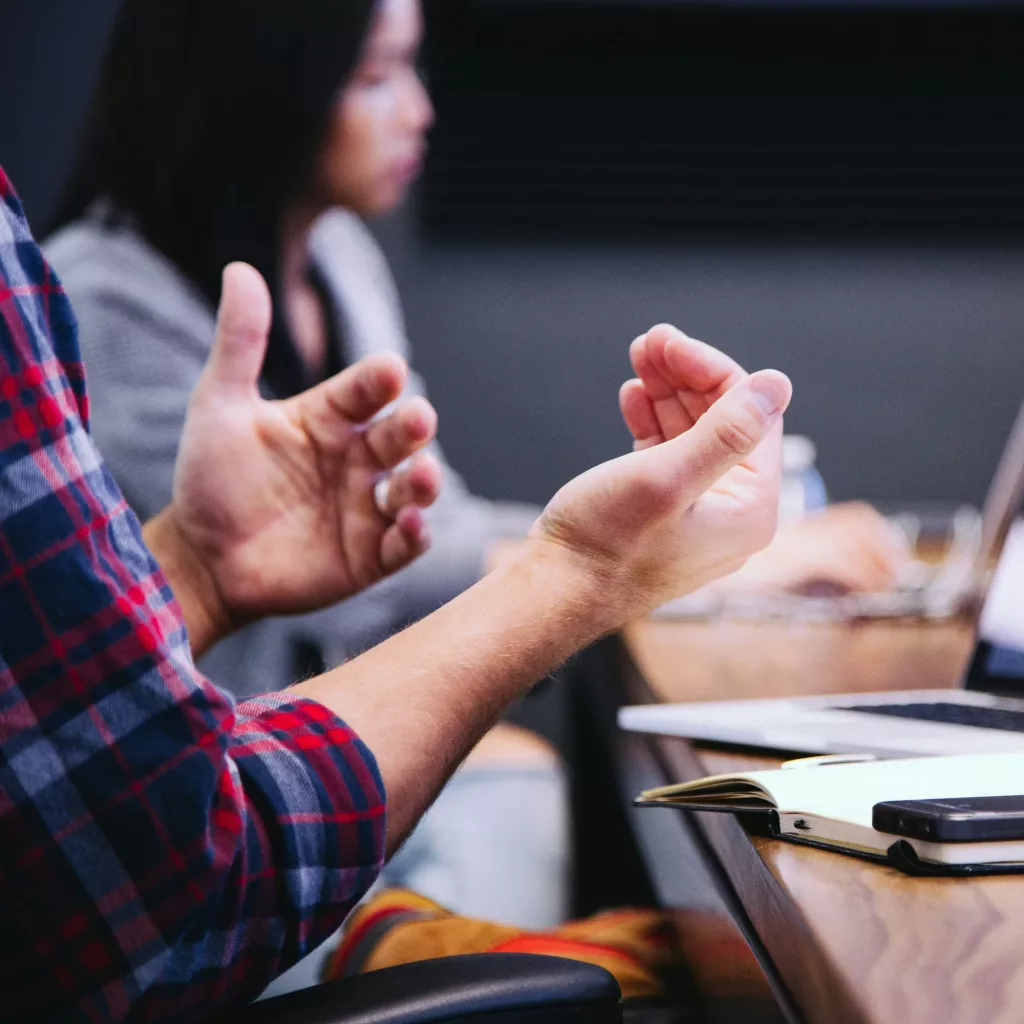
143 509 233 659
292 539 612 852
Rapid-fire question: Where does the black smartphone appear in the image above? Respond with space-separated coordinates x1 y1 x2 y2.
873 795 1024 843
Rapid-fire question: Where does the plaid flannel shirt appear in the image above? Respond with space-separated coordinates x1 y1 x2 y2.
0 169 386 1022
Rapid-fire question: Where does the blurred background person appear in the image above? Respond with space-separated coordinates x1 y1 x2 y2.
47 0 543 697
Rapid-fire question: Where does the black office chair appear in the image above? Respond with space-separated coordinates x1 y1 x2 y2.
226 953 623 1024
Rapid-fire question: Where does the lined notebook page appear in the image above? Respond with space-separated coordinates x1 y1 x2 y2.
744 753 1024 827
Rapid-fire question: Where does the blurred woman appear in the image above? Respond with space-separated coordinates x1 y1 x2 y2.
48 0 542 687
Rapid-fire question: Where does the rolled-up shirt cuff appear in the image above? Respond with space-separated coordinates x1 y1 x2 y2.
231 694 387 954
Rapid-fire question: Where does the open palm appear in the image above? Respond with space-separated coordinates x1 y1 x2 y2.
170 263 442 624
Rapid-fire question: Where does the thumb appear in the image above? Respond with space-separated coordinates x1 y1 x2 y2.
638 369 793 505
203 262 273 395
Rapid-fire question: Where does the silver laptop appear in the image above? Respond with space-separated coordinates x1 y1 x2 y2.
619 401 1024 759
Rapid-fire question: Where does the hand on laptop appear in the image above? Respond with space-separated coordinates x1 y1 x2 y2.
531 324 792 618
721 502 910 596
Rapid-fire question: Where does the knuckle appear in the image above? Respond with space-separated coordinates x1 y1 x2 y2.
713 415 759 456
388 476 409 505
350 374 377 411
386 415 408 450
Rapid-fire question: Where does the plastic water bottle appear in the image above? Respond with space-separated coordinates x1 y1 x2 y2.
779 435 828 524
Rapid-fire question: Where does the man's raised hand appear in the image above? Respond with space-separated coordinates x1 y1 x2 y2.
532 324 792 623
165 262 443 642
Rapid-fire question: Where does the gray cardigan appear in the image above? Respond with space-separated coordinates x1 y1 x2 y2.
45 208 538 697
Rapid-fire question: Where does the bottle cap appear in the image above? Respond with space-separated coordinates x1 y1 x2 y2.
782 435 817 474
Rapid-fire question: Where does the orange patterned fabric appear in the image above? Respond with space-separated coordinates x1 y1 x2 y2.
324 889 674 999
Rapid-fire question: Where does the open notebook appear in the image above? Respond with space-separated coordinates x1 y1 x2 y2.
636 752 1024 873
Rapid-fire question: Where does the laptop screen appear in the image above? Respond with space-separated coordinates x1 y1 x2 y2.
966 520 1024 696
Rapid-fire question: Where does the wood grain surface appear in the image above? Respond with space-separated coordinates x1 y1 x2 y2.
623 617 1024 1024
624 618 973 705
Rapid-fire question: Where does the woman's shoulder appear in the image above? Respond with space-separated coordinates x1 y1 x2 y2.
310 207 388 267
310 208 410 361
44 211 215 343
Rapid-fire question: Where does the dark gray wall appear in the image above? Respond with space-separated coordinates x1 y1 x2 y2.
377 208 1024 508
5 0 1024 510
0 0 121 227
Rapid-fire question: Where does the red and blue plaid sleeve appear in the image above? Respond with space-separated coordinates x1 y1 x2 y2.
0 168 386 1022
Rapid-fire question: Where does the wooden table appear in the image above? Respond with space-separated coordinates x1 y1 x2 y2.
618 617 1024 1024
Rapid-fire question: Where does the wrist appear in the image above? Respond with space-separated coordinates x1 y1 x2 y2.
143 508 236 658
511 534 635 641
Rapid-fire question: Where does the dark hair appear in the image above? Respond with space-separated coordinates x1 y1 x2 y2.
51 0 377 387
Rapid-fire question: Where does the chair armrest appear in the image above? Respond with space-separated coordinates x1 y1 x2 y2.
229 953 621 1024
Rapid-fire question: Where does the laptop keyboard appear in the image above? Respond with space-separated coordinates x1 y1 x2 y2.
840 702 1024 733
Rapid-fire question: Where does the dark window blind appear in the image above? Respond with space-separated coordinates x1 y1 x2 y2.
421 3 1024 241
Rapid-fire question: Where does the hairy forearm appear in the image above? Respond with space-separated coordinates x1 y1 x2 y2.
292 539 614 853
143 509 232 660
